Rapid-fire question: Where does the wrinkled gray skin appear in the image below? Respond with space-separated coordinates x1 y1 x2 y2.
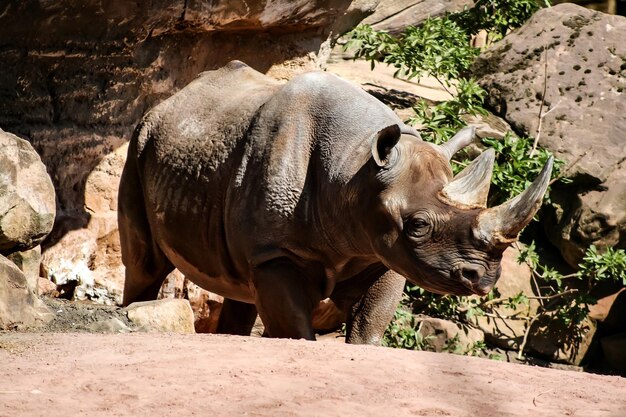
119 61 550 342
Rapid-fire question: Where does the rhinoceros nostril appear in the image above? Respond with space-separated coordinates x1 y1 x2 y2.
460 264 486 285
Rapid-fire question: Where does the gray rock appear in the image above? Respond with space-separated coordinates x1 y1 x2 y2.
86 317 131 333
7 246 42 294
473 4 626 266
0 129 55 254
0 254 52 330
125 299 195 333
417 316 484 354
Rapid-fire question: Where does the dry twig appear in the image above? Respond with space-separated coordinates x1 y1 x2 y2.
533 389 554 407
518 314 540 360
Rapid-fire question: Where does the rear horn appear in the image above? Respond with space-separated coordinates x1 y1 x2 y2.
441 149 495 207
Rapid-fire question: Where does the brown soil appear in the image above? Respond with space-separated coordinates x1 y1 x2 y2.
1 332 625 417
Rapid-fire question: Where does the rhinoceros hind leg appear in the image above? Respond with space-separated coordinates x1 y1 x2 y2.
216 298 258 336
252 259 323 340
121 245 174 306
118 153 175 306
119 213 174 306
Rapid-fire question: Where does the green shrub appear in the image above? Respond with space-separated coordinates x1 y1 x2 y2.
382 306 432 350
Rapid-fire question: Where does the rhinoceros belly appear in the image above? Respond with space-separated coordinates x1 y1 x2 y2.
143 165 255 303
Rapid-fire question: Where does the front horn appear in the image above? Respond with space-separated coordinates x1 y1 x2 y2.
440 148 495 207
475 157 554 245
439 126 477 160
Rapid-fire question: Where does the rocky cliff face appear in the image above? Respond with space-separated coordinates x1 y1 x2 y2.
0 0 370 231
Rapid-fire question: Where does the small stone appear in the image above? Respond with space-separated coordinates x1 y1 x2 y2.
417 317 484 354
125 299 195 333
38 277 59 297
86 318 130 333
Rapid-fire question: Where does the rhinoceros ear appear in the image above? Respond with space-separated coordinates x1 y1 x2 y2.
371 124 401 167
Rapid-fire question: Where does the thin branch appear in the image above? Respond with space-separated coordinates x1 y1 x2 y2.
479 296 512 308
557 273 579 280
363 82 389 91
512 241 547 308
526 289 578 301
518 314 540 360
482 311 531 321
451 159 469 167
433 75 455 96
490 308 521 335
530 44 549 157
541 100 561 118
549 152 586 185
531 271 545 307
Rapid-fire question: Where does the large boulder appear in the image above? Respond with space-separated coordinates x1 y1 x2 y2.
526 313 597 366
0 254 52 330
472 4 626 267
0 129 55 254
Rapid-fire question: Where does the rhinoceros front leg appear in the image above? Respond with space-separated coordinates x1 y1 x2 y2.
251 258 324 340
216 298 258 336
345 270 406 345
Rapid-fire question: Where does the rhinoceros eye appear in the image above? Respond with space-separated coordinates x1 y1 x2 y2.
406 216 431 239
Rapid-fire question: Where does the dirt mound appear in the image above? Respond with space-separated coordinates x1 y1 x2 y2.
1 332 624 417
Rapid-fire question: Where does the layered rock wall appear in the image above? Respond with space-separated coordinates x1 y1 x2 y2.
0 0 367 231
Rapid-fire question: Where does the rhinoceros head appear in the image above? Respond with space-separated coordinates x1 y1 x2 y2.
365 125 553 296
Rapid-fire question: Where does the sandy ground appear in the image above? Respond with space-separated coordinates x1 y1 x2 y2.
1 332 625 417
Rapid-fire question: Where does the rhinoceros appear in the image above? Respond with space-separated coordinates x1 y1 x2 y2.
119 60 552 342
